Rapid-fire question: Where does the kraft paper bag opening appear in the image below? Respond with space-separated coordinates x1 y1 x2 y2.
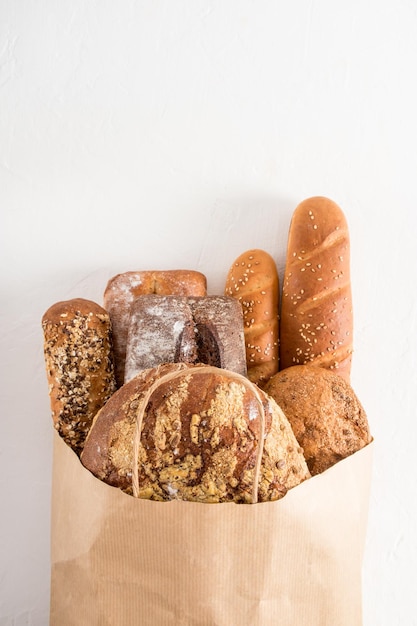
50 432 373 626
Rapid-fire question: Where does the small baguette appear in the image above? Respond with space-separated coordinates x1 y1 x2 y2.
42 298 117 455
279 197 353 381
225 249 279 386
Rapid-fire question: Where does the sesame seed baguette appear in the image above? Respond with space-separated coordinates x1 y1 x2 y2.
225 249 279 387
42 298 117 456
279 197 353 381
103 270 207 386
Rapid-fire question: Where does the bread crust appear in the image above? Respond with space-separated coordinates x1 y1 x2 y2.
124 295 247 382
263 365 371 475
279 197 353 381
42 298 116 456
225 249 279 386
103 270 207 386
81 363 310 503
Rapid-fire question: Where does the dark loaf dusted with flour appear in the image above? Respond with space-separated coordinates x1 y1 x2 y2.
124 295 247 382
103 270 207 386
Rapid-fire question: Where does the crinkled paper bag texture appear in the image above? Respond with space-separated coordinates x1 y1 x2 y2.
50 432 373 626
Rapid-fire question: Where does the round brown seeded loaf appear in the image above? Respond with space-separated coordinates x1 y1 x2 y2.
263 365 372 475
81 362 310 503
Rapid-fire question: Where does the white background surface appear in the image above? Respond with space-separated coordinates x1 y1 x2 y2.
1 1 416 624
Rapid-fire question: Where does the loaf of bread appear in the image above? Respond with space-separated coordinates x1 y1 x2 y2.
103 270 207 386
81 363 310 503
263 365 371 475
42 298 117 456
124 295 247 382
224 249 279 386
279 197 353 381
124 295 196 380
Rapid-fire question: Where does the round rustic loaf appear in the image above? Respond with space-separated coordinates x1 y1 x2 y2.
263 365 372 475
81 363 310 503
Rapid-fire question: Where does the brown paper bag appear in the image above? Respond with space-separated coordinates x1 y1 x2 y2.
50 432 373 626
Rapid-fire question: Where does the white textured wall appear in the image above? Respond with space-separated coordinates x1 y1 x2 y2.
1 1 416 624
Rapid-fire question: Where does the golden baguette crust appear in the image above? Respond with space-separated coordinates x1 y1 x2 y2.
42 298 117 456
103 270 207 386
225 249 279 386
81 363 310 503
263 365 371 475
279 197 353 381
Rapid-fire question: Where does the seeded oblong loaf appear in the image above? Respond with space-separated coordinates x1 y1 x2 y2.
103 270 207 386
81 363 310 503
225 249 279 387
279 197 353 381
263 365 371 475
42 298 117 456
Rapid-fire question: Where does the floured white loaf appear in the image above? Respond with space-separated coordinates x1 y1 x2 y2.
103 270 207 386
124 295 247 382
124 296 197 378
